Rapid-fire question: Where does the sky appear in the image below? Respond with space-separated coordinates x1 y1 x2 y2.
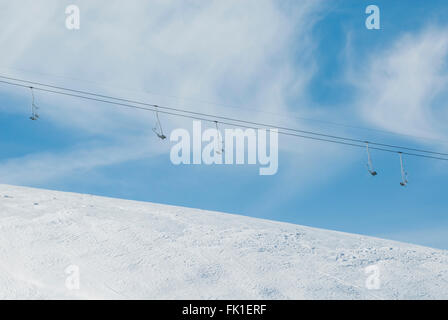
0 0 448 249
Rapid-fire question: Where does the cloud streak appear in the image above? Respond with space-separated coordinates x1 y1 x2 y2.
0 136 167 185
352 27 448 142
0 0 330 186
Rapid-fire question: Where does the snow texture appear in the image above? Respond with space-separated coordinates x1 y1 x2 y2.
0 184 447 299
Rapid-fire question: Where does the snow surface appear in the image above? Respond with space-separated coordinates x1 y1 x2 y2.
0 184 447 299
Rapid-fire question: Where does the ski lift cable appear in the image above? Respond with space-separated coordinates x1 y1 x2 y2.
4 70 448 145
2 79 448 161
3 76 448 156
5 72 447 145
1 76 448 157
1 79 448 162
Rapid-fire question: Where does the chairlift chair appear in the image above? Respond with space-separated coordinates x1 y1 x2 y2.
152 106 166 140
399 152 408 186
214 121 225 154
365 142 377 176
29 87 39 120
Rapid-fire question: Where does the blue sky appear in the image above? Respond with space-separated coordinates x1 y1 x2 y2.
1 0 448 249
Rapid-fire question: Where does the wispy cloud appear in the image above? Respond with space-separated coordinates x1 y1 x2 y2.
0 136 167 185
351 27 448 141
0 0 323 128
0 0 327 185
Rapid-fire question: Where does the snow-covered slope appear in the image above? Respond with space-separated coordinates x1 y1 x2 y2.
0 184 447 299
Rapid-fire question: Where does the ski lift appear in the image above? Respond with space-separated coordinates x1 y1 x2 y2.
399 152 408 186
29 87 39 121
365 142 377 176
214 121 224 154
152 105 166 140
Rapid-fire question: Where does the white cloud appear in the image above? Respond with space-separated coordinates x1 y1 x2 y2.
0 0 322 126
0 0 328 186
0 136 168 185
353 28 448 141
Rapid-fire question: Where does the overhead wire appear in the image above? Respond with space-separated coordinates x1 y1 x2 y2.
1 77 448 162
2 68 448 145
2 74 448 157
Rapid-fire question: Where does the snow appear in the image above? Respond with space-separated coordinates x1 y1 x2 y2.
0 184 447 299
